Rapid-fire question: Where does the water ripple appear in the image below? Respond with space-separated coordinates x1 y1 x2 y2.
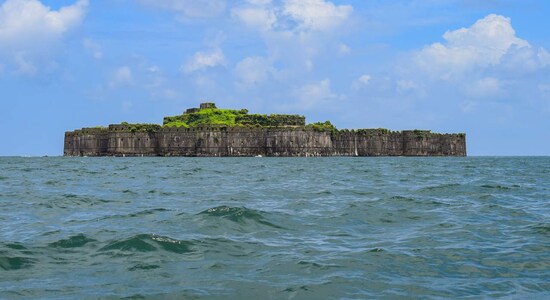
0 156 548 299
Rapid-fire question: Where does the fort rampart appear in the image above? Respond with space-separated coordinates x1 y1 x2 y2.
64 126 466 157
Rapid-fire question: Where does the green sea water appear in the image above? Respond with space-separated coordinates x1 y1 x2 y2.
0 157 548 299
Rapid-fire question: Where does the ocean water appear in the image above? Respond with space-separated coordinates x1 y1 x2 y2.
0 157 548 299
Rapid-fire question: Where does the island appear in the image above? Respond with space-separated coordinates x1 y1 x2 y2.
64 102 466 157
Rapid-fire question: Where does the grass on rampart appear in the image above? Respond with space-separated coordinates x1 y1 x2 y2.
305 121 338 134
120 122 161 133
164 109 247 127
163 108 305 128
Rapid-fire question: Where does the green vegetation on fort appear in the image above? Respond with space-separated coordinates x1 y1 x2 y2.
120 122 161 133
163 107 305 128
355 128 395 135
163 109 247 127
305 121 338 134
235 113 305 127
412 129 432 139
104 103 464 139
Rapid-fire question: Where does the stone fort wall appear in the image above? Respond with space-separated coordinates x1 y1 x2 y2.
64 126 466 157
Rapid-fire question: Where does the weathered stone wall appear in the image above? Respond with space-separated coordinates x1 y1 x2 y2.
107 132 159 156
333 131 405 156
64 128 108 156
401 131 466 156
64 127 466 157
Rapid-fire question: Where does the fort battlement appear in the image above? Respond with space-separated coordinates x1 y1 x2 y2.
64 102 466 157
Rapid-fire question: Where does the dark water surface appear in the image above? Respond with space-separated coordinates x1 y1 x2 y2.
0 157 548 299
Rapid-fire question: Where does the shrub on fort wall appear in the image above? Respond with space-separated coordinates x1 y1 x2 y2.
305 121 337 134
163 107 305 128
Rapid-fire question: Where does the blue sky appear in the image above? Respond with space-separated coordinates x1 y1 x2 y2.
0 0 549 156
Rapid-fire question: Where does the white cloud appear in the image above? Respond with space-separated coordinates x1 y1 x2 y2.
14 52 37 75
465 77 502 98
402 13 550 108
414 14 531 79
498 45 541 74
247 0 271 4
231 0 354 88
137 0 225 19
304 59 313 71
150 88 180 101
110 66 133 87
0 0 88 75
232 7 276 31
352 74 371 90
539 48 550 67
397 79 419 93
358 75 371 85
0 0 88 48
459 101 478 113
338 43 351 55
147 65 160 73
283 0 352 31
294 78 341 109
234 0 352 33
182 48 225 73
82 38 102 60
234 56 274 88
442 14 528 60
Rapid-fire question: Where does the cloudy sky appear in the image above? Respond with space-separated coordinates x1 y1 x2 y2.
0 0 549 156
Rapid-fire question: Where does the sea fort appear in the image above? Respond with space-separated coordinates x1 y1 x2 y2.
64 102 466 157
